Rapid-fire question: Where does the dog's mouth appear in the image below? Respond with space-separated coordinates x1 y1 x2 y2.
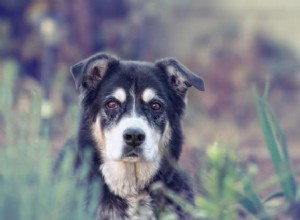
122 149 142 162
125 152 139 157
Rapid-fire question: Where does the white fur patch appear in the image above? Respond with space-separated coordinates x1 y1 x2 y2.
100 159 160 198
104 116 161 161
101 114 162 198
112 87 126 103
141 88 157 103
130 88 137 116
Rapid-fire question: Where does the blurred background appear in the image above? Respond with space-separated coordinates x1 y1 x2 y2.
0 0 300 186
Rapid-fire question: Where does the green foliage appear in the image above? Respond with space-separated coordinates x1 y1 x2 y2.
197 142 242 220
194 142 272 220
254 84 297 201
0 60 18 147
253 84 300 218
191 84 300 219
0 139 100 220
0 65 99 220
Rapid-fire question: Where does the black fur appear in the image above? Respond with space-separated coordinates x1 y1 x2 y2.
64 52 205 219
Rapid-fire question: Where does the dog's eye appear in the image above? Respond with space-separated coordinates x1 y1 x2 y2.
106 101 119 109
151 102 161 111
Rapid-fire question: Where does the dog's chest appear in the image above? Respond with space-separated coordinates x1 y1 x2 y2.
98 191 156 220
100 159 160 198
126 192 156 220
99 161 160 219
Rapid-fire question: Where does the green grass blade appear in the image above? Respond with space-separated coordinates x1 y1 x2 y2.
253 86 297 202
267 105 298 197
254 88 283 173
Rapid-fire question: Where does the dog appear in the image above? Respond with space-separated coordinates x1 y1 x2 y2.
69 52 205 219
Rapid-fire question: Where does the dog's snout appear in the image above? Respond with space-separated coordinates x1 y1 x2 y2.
123 128 145 147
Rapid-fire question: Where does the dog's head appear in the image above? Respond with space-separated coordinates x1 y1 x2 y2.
71 53 204 164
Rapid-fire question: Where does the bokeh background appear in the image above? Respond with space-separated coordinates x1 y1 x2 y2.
1 0 300 189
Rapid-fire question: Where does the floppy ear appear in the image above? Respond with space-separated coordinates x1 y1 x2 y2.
156 58 205 95
70 53 119 91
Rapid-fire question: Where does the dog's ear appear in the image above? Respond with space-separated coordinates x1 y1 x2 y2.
156 58 205 95
70 53 119 91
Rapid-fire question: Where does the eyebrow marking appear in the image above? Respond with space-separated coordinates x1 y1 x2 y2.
141 88 157 103
112 87 126 103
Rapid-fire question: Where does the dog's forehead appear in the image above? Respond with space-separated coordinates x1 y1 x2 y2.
118 60 160 79
101 61 165 96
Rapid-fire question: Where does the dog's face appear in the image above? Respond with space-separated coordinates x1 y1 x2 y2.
71 53 204 163
93 65 171 163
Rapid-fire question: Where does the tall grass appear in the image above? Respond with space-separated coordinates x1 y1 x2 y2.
253 84 300 219
0 63 99 220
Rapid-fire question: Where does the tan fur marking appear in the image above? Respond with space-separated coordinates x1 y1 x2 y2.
92 115 105 151
100 161 137 197
159 121 172 153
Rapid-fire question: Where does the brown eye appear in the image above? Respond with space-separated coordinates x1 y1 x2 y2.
151 102 161 111
106 101 119 109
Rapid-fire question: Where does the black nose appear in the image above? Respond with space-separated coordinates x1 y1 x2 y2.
123 128 145 147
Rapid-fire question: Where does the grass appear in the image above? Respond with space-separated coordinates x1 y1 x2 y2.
0 62 299 219
253 83 300 219
0 63 100 220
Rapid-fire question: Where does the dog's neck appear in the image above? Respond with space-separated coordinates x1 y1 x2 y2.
100 159 160 198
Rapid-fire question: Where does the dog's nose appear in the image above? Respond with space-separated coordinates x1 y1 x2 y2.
123 128 145 147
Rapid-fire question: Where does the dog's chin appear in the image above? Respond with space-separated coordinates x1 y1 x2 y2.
121 151 143 162
121 156 142 162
